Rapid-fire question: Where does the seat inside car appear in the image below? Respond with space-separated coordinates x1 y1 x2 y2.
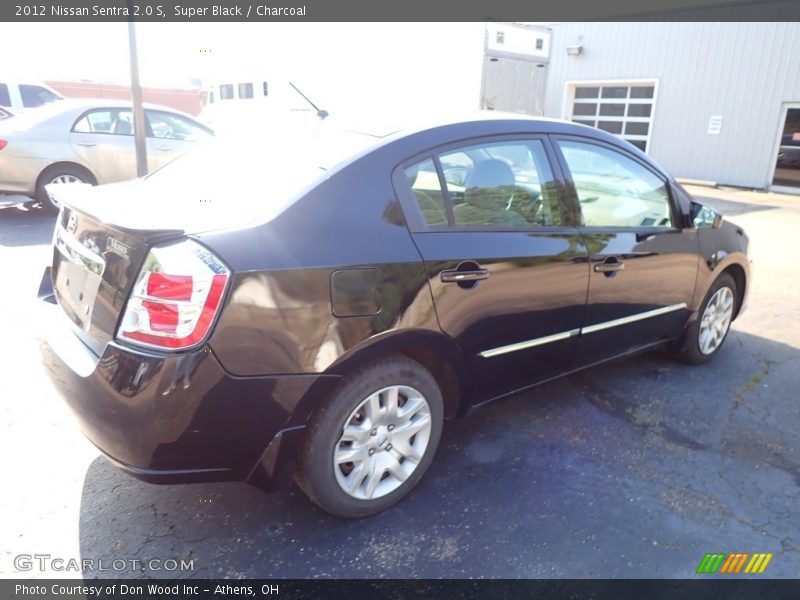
112 119 133 135
454 159 529 227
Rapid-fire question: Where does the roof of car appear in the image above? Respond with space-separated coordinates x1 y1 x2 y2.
324 110 591 139
50 98 194 115
307 110 665 179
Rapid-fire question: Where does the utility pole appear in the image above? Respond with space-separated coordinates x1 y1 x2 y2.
127 11 148 177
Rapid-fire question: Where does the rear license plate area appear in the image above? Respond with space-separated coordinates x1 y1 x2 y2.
53 226 105 331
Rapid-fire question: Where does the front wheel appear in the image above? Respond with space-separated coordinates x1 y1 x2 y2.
295 357 444 518
674 272 737 364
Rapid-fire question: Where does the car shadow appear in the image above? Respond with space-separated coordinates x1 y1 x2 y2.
77 329 800 578
0 204 56 247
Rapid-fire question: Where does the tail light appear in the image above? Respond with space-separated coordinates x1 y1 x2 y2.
0 140 7 150
117 239 229 350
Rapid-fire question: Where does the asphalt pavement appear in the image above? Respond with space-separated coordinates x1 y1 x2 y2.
0 185 798 579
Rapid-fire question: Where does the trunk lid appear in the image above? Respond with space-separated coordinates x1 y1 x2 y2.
46 132 335 353
50 183 185 355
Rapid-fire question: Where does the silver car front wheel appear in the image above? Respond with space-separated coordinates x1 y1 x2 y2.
672 272 738 364
698 286 735 355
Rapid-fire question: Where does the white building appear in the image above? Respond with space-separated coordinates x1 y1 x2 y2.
529 22 800 192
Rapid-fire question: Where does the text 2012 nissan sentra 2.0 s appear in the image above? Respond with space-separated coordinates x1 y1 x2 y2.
39 114 750 518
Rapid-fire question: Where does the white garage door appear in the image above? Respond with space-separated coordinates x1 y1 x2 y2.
566 81 657 152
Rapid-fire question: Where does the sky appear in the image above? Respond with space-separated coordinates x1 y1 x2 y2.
0 23 488 121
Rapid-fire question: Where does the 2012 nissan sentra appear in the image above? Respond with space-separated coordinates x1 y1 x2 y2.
39 113 750 518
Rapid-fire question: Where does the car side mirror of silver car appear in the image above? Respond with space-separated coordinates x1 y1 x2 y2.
690 201 723 229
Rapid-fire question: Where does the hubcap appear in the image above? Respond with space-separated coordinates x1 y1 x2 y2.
698 286 734 355
46 174 84 208
333 385 432 500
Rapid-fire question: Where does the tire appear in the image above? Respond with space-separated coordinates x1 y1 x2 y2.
35 165 95 214
674 272 737 364
295 356 444 518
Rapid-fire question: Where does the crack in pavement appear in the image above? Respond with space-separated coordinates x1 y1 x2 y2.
580 379 708 452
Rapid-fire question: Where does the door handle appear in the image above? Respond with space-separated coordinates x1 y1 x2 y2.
441 268 489 283
155 146 173 151
77 142 96 147
593 257 625 275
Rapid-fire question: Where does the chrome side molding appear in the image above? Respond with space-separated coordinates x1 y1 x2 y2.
479 303 688 358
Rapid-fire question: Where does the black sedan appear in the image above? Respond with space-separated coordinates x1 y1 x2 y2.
39 114 750 518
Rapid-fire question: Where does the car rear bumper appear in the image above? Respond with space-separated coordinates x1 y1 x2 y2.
38 285 340 490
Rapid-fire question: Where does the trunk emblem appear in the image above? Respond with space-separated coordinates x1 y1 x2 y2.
107 237 131 258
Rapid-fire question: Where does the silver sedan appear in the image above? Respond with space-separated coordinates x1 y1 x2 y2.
0 99 213 211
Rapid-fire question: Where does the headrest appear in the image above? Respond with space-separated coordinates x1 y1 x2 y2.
115 120 132 135
465 159 515 189
464 159 516 209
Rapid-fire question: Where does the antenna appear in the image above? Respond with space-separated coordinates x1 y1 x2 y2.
288 81 329 119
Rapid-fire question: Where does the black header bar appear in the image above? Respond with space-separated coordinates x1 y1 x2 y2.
2 0 800 22
4 579 800 600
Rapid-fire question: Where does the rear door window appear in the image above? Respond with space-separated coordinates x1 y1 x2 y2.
403 139 566 230
0 83 10 107
72 110 134 135
145 111 212 142
404 159 448 226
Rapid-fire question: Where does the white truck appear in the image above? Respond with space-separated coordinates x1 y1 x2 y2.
0 80 63 114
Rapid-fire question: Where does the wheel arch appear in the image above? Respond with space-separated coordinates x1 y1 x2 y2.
36 161 98 192
323 329 474 421
720 262 747 320
248 331 472 495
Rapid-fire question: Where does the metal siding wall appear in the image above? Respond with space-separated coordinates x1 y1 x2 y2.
544 23 800 188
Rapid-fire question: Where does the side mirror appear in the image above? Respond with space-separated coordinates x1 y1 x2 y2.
690 201 723 229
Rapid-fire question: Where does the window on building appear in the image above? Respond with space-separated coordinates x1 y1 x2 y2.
262 81 269 97
219 84 234 100
238 82 254 99
567 82 656 152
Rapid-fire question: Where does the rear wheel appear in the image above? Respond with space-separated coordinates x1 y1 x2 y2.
36 165 95 213
674 273 737 364
295 357 444 518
